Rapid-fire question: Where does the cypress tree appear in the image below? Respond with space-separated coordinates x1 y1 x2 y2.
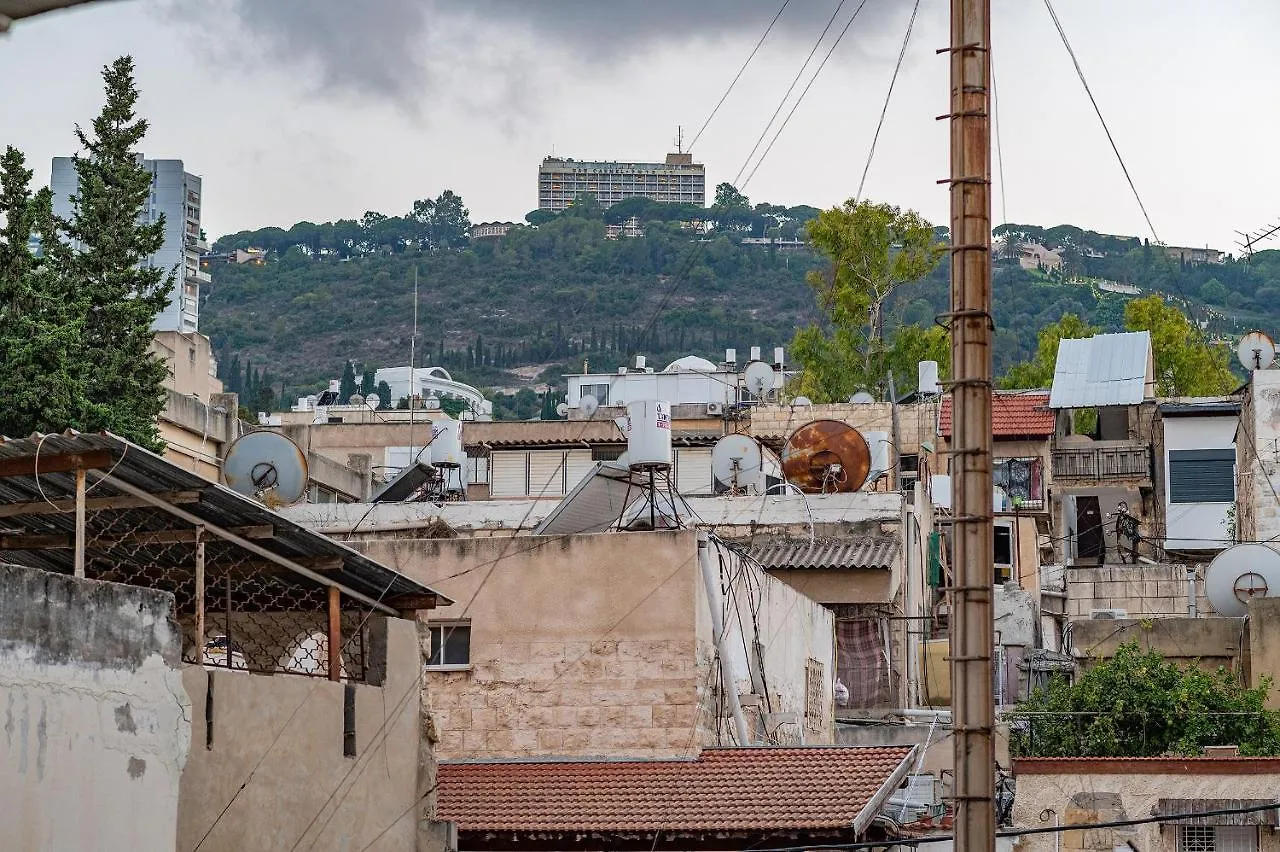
360 368 376 397
61 56 171 450
375 380 393 409
339 360 357 403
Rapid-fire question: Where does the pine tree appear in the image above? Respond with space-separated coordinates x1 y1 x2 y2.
360 368 376 397
0 147 86 438
60 56 171 450
339 360 358 403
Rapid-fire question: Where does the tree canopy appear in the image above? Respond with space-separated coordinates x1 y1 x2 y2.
998 313 1099 390
1011 642 1280 757
1124 294 1237 396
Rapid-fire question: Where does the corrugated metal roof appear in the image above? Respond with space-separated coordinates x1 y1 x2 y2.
1158 400 1241 417
0 432 450 608
1048 331 1152 409
0 0 102 28
746 537 900 571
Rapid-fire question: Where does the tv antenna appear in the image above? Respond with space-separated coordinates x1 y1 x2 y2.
222 431 309 506
1237 331 1275 372
1236 221 1280 258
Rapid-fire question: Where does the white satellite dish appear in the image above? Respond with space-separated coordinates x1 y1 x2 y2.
849 391 876 404
793 396 813 407
711 434 765 493
365 393 381 410
581 394 600 417
222 431 309 505
1204 543 1280 617
743 360 775 398
556 402 569 418
350 394 364 407
1237 331 1276 372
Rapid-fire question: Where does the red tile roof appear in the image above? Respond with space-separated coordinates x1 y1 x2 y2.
1015 756 1280 775
437 746 915 833
938 391 1054 438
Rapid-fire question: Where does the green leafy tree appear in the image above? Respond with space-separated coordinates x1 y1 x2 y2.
1011 642 1280 757
999 313 1099 389
1124 295 1236 395
1199 277 1227 305
338 360 357 403
790 201 945 401
885 325 951 395
60 57 171 450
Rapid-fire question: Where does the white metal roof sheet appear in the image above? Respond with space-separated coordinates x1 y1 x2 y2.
1048 331 1152 409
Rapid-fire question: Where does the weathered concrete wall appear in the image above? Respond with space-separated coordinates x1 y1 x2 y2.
767 568 892 604
1069 617 1245 673
1012 759 1280 851
1065 563 1211 619
178 617 430 852
0 565 191 852
160 388 241 482
1249 598 1280 709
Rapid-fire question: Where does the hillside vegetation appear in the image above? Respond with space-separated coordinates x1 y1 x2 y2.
202 194 1280 405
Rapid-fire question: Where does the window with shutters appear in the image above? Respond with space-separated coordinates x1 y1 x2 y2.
1168 449 1235 503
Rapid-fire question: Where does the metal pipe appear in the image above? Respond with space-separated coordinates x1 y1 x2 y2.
194 525 206 656
697 531 751 746
73 468 86 578
948 0 996 847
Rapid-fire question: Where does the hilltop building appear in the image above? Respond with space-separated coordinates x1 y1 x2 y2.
51 155 209 332
538 152 705 211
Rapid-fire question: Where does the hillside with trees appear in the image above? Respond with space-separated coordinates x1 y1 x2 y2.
202 186 1275 410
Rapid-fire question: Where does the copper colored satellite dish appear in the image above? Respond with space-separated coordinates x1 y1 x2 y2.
781 419 871 493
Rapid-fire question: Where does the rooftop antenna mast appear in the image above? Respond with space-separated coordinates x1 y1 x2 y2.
675 125 684 154
946 0 995 849
408 266 419 462
1236 221 1280 258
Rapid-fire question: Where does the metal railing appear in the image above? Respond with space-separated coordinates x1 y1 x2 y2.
1052 443 1150 481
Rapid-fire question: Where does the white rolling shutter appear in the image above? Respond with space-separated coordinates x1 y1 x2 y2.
565 449 595 492
489 452 528 497
676 448 713 495
528 451 567 497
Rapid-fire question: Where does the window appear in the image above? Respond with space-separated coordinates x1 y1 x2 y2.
1169 449 1236 503
592 445 625 462
580 383 609 406
900 454 920 492
993 525 1013 583
428 623 471 668
1177 826 1258 852
993 457 1043 505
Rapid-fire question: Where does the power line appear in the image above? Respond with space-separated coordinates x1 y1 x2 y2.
855 0 921 203
742 0 875 190
1042 0 1158 245
991 52 1008 228
732 0 849 188
689 0 793 151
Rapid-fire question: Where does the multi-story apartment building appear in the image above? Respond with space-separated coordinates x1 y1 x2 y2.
537 151 705 211
52 155 209 332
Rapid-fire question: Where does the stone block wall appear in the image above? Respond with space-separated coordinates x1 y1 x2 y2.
429 638 708 759
1065 564 1210 619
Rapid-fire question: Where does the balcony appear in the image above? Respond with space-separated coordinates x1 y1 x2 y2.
186 233 210 253
1052 440 1151 483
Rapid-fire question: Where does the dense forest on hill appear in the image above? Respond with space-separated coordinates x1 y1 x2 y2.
202 191 1278 411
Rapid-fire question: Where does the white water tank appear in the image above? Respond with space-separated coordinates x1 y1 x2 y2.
918 361 940 395
864 431 891 484
430 417 465 467
625 400 672 469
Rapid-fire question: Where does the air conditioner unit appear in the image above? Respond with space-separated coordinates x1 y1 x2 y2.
1090 608 1128 620
706 402 724 416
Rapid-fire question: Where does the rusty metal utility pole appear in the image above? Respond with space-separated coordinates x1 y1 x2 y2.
946 0 995 849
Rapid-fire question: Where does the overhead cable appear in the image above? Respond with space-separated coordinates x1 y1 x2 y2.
855 0 921 203
689 0 793 151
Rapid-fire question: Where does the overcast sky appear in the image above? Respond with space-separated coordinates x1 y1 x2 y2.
2 0 1277 251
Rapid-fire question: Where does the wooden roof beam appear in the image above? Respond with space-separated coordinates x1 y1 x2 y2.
0 450 113 478
0 490 202 519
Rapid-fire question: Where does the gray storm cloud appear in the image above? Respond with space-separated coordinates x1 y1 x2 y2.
203 0 912 109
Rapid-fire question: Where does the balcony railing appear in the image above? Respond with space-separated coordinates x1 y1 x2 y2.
1052 441 1150 482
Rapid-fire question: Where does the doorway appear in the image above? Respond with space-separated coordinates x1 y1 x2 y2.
1076 496 1103 564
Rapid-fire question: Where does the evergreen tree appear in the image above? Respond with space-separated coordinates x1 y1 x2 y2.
225 354 241 395
375 380 393 409
61 56 171 450
339 360 358 403
360 368 376 397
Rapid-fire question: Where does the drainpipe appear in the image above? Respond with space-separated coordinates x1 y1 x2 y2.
1187 567 1198 617
697 531 751 746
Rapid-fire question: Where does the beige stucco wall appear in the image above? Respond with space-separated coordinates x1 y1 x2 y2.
1065 564 1212 620
353 530 834 758
159 389 241 483
1069 617 1245 673
281 420 441 470
153 330 223 399
1012 762 1280 851
1250 598 1280 709
768 568 893 604
0 566 191 852
177 616 430 852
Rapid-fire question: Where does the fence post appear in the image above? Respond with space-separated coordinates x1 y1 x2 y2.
328 586 342 682
194 525 206 659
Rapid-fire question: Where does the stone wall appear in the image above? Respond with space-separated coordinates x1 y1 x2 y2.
0 565 191 852
177 617 433 852
1065 563 1211 619
1069 617 1245 673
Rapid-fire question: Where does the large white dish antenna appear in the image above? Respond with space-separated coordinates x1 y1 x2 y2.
1237 331 1276 372
849 391 876 404
711 434 764 493
222 431 309 504
365 393 382 410
1204 543 1280 617
581 394 600 417
743 360 775 398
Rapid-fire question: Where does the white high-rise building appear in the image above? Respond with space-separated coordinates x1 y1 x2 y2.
51 156 209 332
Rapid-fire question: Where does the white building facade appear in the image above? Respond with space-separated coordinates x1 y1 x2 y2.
52 155 207 332
1159 400 1239 551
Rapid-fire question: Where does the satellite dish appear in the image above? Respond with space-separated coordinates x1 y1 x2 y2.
743 360 775 399
425 392 442 411
1204 543 1280 617
781 419 871 493
849 392 876 404
350 394 364 407
365 393 381 410
793 396 813 407
1237 331 1276 372
581 394 600 417
222 431 309 505
711 434 765 493
556 402 569 418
